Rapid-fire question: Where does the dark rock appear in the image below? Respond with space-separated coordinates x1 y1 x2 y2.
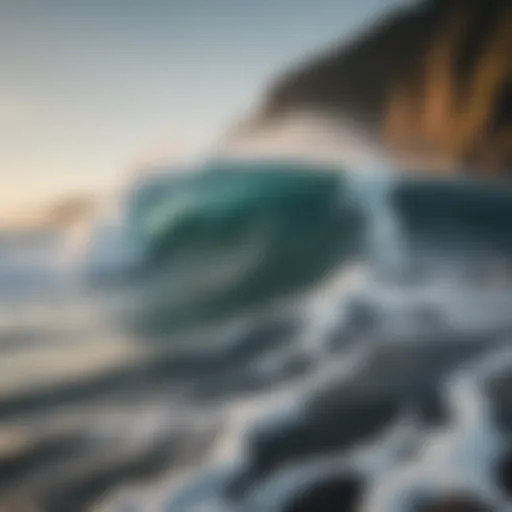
494 447 512 498
413 493 495 512
280 474 363 512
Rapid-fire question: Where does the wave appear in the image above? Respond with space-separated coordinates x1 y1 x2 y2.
80 159 366 336
79 159 512 337
5 157 512 510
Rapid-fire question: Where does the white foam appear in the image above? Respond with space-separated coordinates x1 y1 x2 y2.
359 345 512 511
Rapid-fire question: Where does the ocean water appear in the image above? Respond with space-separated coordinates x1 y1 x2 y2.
2 161 512 512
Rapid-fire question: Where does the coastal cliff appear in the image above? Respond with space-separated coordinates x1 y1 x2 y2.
236 0 511 174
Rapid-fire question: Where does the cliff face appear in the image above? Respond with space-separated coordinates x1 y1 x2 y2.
243 0 511 174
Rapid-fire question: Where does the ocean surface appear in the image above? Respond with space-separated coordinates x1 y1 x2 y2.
2 161 512 512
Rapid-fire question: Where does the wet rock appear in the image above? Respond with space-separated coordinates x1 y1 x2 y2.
280 474 362 512
494 448 512 499
413 493 495 512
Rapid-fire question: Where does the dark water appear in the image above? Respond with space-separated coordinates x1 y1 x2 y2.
2 163 512 512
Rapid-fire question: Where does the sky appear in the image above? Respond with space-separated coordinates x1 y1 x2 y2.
0 0 412 217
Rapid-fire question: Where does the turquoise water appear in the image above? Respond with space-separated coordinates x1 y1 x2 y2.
86 160 365 335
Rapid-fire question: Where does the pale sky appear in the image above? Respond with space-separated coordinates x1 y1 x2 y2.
0 0 412 217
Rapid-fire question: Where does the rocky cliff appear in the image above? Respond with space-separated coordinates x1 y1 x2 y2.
239 0 511 174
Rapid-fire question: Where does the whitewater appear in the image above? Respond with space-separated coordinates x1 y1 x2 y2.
1 160 512 512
